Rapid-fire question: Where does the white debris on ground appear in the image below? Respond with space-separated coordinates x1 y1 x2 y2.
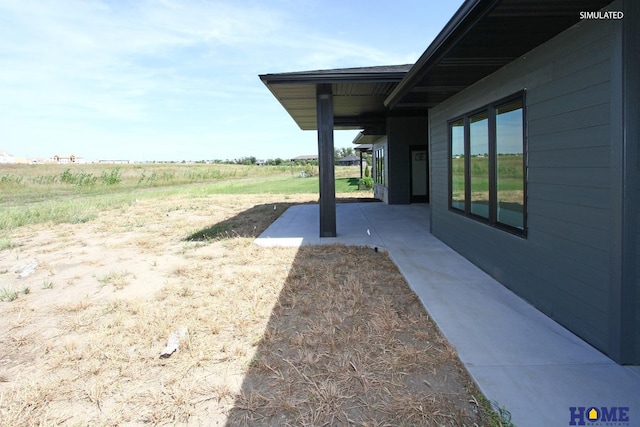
15 260 38 278
160 326 189 359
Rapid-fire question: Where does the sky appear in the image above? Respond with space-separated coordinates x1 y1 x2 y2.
0 0 465 162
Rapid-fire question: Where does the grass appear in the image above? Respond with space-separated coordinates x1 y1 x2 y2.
0 287 20 302
0 164 366 232
226 244 489 426
206 176 360 195
0 166 507 425
477 396 517 427
0 286 29 302
96 271 135 289
0 238 17 251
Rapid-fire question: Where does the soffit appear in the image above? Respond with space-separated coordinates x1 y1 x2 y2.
260 65 411 131
386 0 616 110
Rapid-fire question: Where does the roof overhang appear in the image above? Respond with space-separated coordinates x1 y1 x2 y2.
385 0 616 110
259 65 411 132
354 144 373 153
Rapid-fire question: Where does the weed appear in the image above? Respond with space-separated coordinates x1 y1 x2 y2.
100 167 122 185
0 174 23 184
186 223 232 241
60 169 97 186
473 393 517 427
490 402 516 427
0 237 16 251
0 286 20 302
96 271 135 289
43 280 54 289
69 213 97 224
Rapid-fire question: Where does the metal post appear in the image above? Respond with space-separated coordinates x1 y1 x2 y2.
316 84 336 237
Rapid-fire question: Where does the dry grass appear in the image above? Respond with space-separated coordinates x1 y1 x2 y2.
0 192 490 426
227 245 481 426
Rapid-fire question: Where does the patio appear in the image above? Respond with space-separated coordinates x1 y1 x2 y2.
255 202 640 427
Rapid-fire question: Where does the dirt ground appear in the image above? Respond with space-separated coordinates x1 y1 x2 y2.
0 193 489 426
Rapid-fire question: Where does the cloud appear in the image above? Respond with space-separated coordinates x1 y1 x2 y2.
0 0 433 160
0 0 284 118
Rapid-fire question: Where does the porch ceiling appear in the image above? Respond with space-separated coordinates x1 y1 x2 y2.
386 0 616 110
259 65 411 131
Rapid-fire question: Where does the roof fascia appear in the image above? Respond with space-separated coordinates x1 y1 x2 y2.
259 71 407 86
385 0 500 108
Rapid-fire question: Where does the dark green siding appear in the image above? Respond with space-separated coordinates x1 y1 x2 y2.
624 0 640 363
429 14 621 358
387 116 428 204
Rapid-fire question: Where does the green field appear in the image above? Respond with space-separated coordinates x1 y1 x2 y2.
0 163 367 231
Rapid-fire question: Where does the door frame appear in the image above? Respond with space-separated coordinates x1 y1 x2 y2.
409 144 429 203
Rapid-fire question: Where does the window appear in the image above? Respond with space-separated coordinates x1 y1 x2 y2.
450 120 465 210
496 99 525 230
469 111 489 219
449 93 526 235
375 146 385 186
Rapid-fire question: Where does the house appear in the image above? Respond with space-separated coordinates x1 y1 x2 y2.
335 154 364 167
98 159 129 164
353 143 373 179
51 154 84 164
260 0 638 364
291 154 318 162
0 150 15 164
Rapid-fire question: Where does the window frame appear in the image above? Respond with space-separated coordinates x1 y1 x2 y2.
449 118 466 211
448 91 527 237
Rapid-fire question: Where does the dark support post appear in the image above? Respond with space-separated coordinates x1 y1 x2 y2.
359 150 364 179
317 84 336 237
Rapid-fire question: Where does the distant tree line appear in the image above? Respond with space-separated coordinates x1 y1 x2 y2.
160 147 371 166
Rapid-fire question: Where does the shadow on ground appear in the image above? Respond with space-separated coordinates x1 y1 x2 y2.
185 197 378 242
185 203 300 241
224 244 486 426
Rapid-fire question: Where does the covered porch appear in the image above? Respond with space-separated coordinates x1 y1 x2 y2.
255 202 640 427
259 65 412 238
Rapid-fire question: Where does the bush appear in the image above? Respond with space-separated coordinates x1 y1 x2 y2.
60 169 97 186
303 164 315 177
364 165 371 178
101 167 122 185
358 177 374 189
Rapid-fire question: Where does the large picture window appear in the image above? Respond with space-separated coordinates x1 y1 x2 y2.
449 93 526 235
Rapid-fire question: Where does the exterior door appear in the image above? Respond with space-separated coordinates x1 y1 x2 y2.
410 146 428 203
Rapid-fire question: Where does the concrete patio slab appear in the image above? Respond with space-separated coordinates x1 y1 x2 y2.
255 202 640 427
255 203 385 248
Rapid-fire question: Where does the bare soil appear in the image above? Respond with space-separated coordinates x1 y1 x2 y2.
0 193 489 426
